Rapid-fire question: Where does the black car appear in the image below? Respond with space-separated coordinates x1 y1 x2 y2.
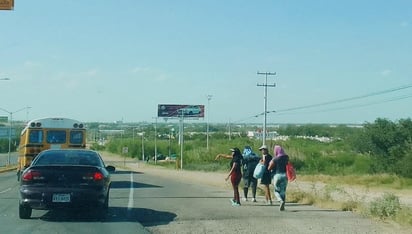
18 149 115 219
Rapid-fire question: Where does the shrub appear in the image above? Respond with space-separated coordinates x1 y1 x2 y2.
287 189 315 204
367 193 401 219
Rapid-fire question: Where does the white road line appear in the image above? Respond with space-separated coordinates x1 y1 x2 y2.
127 172 134 210
0 188 11 194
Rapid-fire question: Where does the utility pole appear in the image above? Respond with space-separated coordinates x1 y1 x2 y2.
179 110 184 170
257 71 276 146
153 117 158 164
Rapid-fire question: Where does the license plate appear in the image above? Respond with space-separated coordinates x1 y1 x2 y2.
52 193 71 203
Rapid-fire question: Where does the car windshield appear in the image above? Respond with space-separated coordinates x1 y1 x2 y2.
34 151 103 167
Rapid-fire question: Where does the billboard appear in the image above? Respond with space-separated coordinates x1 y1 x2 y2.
158 104 205 118
0 0 14 10
0 116 8 123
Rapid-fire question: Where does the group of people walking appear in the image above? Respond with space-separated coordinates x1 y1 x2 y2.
215 144 290 211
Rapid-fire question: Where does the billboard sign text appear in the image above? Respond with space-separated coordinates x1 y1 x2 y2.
158 104 205 118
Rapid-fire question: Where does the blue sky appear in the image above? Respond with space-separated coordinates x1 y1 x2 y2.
1 1 411 124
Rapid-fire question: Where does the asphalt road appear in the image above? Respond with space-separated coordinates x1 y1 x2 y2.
0 155 408 234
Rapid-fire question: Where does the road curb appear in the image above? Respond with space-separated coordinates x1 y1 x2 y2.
0 166 17 173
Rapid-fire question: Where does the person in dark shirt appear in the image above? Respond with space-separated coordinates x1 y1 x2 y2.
241 146 260 202
259 145 273 205
268 145 289 211
215 147 243 206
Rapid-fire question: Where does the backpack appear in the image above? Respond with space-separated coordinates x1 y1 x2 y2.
286 162 296 182
243 153 260 177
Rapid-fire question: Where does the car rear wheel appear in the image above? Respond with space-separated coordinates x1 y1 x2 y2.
19 204 32 219
103 189 110 210
102 195 109 211
95 191 109 219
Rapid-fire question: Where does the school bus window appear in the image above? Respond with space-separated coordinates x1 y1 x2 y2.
29 130 43 143
46 130 66 144
70 131 84 144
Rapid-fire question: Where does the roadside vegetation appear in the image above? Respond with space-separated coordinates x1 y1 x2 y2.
93 118 412 179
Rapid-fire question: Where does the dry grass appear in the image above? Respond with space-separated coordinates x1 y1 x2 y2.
286 179 412 228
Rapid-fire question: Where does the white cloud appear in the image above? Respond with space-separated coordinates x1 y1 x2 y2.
84 69 98 77
381 69 392 76
400 21 409 27
155 73 169 82
63 79 79 89
23 60 41 68
130 66 169 81
131 67 150 73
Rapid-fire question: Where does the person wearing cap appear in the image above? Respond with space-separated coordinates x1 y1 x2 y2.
258 144 273 205
268 145 289 211
241 146 260 202
215 147 243 206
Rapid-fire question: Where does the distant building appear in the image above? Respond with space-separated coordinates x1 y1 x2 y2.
248 130 279 140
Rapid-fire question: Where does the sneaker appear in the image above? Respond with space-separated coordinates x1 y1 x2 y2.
230 199 236 205
279 201 285 211
232 202 241 207
252 198 257 202
275 193 283 202
242 197 248 202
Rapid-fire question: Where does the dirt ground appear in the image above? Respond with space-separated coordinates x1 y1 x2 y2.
99 152 412 234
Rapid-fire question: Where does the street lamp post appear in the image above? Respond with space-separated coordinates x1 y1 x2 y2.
206 95 212 151
0 106 30 165
169 127 175 158
25 106 32 123
139 132 145 162
133 128 137 142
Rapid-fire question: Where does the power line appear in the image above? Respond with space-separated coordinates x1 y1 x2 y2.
275 83 412 113
237 83 412 122
275 93 412 116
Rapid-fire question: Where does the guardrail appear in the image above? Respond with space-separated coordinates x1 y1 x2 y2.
0 153 18 167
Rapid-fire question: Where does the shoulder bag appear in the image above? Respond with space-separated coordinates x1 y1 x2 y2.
253 163 266 179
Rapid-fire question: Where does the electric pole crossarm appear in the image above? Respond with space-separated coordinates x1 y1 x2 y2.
257 72 276 76
257 84 276 87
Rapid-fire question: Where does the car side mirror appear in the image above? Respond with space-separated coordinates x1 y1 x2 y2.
106 165 116 172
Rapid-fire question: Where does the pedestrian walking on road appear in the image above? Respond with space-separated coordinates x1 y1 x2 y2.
241 146 260 202
258 145 273 205
215 148 243 206
268 145 289 211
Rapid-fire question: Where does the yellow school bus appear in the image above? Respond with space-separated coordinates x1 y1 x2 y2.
17 117 86 180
